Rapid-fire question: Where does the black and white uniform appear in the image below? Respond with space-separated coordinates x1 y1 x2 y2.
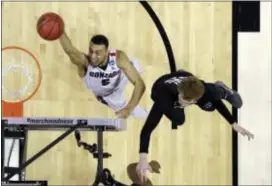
139 70 237 153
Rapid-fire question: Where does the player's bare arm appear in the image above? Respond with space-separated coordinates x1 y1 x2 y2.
116 50 146 110
59 32 86 77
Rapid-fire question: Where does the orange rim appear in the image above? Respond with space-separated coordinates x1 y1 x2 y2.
1 46 42 104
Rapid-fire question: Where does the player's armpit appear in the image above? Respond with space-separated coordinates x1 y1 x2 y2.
116 50 144 86
77 66 87 78
116 50 146 108
59 32 85 68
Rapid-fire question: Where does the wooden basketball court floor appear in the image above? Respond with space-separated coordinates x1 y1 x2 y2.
2 2 232 185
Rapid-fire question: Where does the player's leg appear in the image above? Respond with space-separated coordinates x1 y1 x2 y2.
214 81 243 108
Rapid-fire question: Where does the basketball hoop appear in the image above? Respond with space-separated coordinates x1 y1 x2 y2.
1 46 42 117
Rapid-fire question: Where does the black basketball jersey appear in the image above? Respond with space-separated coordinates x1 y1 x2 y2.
151 70 236 124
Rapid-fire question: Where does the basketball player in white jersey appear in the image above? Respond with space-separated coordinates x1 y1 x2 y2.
59 31 148 119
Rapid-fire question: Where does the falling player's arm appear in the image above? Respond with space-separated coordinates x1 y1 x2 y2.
59 32 86 69
139 110 161 154
139 98 182 154
116 50 146 110
212 99 254 139
212 99 236 125
139 93 184 164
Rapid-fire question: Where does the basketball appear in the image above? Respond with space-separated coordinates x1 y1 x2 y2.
37 12 64 41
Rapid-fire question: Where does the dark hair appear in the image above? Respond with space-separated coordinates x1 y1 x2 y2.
90 34 109 48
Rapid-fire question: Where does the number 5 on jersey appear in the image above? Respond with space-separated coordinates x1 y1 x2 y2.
102 79 110 86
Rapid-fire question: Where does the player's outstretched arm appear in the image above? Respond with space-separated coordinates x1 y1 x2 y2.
213 100 254 140
232 123 254 140
117 50 146 111
59 32 85 68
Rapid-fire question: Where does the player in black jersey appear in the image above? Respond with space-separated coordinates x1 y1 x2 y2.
136 69 254 183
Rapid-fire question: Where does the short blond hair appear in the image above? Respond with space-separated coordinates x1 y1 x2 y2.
177 76 205 101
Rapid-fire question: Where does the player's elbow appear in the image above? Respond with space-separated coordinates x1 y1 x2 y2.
142 80 146 90
135 78 146 91
139 79 146 92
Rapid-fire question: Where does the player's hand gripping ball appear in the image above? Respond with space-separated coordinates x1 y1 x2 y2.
37 12 64 41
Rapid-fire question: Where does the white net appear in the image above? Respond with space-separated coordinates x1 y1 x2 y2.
1 47 41 103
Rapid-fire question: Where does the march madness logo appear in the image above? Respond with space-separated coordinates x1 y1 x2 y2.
26 118 73 124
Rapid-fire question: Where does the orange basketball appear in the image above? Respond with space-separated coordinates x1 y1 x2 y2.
37 12 64 41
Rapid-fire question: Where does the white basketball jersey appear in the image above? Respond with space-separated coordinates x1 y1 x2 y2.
82 49 126 96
